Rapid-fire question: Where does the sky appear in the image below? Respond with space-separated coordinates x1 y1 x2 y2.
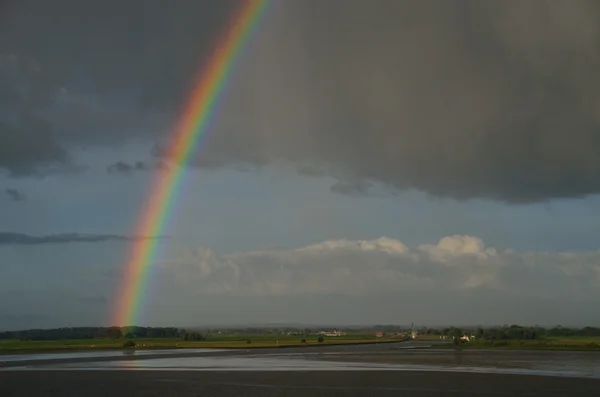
1 0 600 330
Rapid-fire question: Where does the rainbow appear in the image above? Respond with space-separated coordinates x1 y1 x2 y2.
113 0 272 327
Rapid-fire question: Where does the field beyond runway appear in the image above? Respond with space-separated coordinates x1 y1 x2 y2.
2 370 600 396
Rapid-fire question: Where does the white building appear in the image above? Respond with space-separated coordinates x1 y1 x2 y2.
318 329 346 337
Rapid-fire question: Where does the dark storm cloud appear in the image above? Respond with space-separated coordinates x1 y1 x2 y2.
5 188 25 201
157 0 600 203
0 118 69 175
0 0 236 175
3 0 600 203
0 232 162 245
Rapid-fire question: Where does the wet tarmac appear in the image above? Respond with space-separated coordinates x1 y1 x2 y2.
0 348 227 362
2 369 600 396
2 342 600 378
2 342 600 396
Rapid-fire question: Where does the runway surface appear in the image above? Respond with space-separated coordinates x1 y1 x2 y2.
2 342 600 396
3 370 600 396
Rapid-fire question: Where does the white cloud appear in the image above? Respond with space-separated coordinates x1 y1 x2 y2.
138 234 600 326
297 237 409 255
5 236 599 328
418 235 497 262
159 235 600 304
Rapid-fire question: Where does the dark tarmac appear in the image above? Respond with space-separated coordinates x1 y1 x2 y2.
2 370 600 396
2 342 600 396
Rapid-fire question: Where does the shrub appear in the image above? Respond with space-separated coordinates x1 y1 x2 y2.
123 340 136 348
318 336 324 343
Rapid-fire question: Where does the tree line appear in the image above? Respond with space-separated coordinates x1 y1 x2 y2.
438 325 600 342
1 324 598 342
0 326 180 341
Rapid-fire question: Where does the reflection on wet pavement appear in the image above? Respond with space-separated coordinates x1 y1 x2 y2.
13 356 392 371
2 346 600 380
316 349 600 379
0 349 227 362
7 354 598 379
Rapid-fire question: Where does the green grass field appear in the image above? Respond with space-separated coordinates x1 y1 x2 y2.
4 333 599 353
0 333 406 353
437 337 600 351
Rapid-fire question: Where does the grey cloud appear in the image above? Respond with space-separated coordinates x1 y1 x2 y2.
3 1 600 203
155 0 600 203
0 0 236 175
0 118 69 176
107 161 134 175
330 181 374 197
107 160 167 175
296 162 327 177
5 188 25 201
0 232 162 245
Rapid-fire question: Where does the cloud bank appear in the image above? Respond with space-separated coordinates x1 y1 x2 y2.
2 235 599 327
160 235 600 305
86 234 594 326
3 1 600 203
0 232 159 245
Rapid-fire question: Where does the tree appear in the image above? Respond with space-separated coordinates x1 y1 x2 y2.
107 327 122 340
449 327 463 345
475 328 484 339
318 336 324 343
181 331 203 341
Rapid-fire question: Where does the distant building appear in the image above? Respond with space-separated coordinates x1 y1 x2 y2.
318 329 346 337
410 323 417 339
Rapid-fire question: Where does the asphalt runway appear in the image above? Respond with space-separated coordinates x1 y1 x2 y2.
2 370 600 396
2 343 600 396
0 341 441 368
